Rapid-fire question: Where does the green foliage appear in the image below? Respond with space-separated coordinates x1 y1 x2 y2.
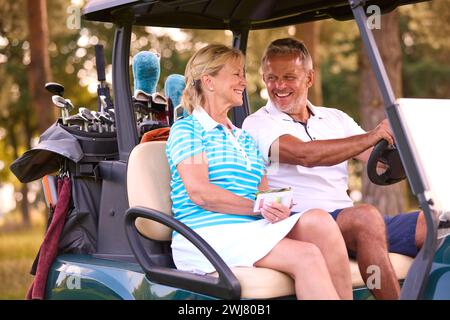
319 19 361 120
403 59 450 98
321 58 360 120
400 1 450 99
0 1 34 183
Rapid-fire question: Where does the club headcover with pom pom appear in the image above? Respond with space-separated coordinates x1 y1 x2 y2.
132 51 160 96
164 74 185 107
165 74 188 121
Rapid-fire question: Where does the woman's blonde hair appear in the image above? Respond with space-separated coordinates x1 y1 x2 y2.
181 44 244 113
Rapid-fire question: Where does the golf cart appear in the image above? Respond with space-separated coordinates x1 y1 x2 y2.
10 0 450 300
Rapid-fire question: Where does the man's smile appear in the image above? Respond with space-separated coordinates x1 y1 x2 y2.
274 91 293 99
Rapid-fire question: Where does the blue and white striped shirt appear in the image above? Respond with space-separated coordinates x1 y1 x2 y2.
166 107 265 235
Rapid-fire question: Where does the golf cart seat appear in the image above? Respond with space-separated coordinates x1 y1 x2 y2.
127 141 414 298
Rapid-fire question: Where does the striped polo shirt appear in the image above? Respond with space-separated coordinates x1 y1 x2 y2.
166 107 265 235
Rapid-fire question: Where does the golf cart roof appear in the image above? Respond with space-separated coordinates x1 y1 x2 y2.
83 0 426 30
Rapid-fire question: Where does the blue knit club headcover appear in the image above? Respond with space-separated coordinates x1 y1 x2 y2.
132 51 160 96
164 74 185 107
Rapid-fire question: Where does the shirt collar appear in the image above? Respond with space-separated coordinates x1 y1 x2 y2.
265 100 323 121
192 106 238 132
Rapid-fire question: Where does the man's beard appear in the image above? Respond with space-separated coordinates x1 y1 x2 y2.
272 96 302 116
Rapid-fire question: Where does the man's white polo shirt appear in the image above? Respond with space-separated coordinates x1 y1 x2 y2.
242 100 366 213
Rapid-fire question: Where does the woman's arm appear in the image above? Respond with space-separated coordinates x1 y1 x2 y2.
177 152 256 215
177 153 289 221
258 175 270 192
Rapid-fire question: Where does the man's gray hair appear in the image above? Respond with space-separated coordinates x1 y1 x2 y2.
262 38 313 70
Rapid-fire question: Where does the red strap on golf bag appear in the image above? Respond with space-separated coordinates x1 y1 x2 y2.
26 176 71 300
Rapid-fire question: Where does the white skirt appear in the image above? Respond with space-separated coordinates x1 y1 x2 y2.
171 212 306 274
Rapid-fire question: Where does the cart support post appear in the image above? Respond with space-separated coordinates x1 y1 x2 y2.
231 29 250 127
112 23 139 160
349 0 438 300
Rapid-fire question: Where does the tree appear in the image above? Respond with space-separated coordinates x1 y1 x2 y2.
26 0 53 133
0 0 33 226
295 22 323 106
319 19 360 120
359 10 406 215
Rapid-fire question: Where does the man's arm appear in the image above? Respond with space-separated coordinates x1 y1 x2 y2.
271 119 393 167
354 147 373 163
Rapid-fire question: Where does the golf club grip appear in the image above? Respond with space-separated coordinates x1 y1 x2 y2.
95 44 106 81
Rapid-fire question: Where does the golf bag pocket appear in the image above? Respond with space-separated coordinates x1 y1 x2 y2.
57 175 101 254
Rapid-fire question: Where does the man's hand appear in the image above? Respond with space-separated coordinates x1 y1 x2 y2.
369 119 394 147
355 120 394 163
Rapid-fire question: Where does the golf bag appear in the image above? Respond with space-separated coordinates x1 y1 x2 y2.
10 121 119 255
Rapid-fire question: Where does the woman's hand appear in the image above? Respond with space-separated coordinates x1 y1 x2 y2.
260 202 291 223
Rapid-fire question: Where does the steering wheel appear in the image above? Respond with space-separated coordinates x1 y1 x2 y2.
367 139 407 185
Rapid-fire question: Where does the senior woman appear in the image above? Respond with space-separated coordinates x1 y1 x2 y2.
166 44 352 300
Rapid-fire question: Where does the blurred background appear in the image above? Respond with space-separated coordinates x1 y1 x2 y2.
0 0 449 299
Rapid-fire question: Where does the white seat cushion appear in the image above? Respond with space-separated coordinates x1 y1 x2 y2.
127 141 173 241
210 253 413 298
350 253 413 288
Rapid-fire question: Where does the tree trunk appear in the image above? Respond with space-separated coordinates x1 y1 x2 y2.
295 22 323 106
359 11 406 215
8 122 31 227
26 0 53 133
20 184 31 227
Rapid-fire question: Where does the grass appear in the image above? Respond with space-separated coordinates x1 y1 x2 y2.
0 212 45 300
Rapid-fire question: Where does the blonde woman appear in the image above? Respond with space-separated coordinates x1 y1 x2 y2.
166 44 352 300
